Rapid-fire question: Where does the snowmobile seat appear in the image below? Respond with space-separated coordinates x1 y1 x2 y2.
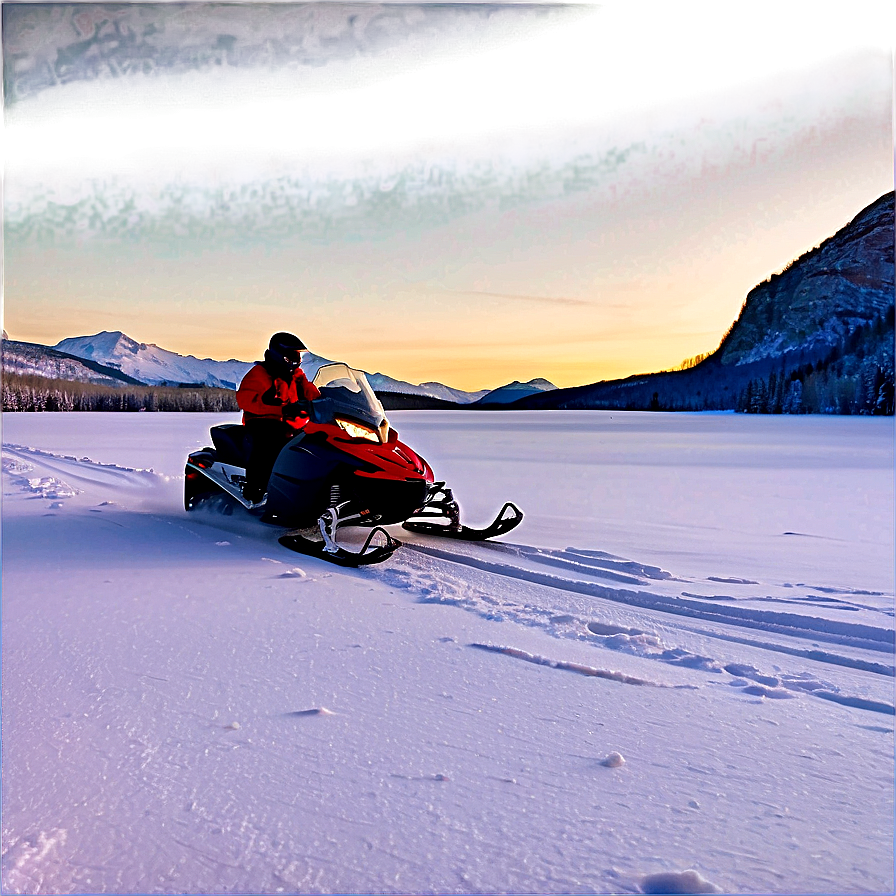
210 424 249 466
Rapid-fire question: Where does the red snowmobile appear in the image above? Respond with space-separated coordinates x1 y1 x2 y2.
184 362 522 566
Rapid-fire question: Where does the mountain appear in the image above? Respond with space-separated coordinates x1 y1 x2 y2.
716 191 894 368
514 192 895 416
54 331 253 389
1 337 145 387
40 330 491 404
366 373 488 405
300 353 487 404
7 327 545 408
474 378 557 406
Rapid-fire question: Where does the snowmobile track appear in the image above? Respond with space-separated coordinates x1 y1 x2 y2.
404 541 895 656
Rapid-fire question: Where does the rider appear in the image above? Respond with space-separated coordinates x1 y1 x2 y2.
237 332 321 505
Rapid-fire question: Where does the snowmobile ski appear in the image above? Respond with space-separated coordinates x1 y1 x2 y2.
279 504 402 567
403 483 523 541
279 525 401 567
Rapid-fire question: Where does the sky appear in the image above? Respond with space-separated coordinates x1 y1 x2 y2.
3 1 894 391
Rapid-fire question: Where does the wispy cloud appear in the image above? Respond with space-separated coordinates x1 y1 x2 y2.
449 288 593 308
395 281 596 308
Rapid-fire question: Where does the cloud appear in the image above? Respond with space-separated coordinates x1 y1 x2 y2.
9 0 891 198
392 281 598 310
447 289 593 308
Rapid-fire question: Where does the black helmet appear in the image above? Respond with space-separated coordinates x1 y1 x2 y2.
265 332 307 378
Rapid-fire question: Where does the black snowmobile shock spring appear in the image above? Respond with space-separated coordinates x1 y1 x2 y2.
329 484 340 507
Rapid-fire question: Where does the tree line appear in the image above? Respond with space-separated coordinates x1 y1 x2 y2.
734 308 895 415
2 372 239 413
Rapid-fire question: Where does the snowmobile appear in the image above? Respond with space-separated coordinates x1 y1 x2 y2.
183 362 522 567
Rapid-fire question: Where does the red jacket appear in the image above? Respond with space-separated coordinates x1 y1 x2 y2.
236 363 321 430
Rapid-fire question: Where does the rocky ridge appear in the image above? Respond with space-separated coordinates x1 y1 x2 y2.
718 192 894 367
514 192 894 415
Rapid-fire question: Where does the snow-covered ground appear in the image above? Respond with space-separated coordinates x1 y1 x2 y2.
2 410 894 895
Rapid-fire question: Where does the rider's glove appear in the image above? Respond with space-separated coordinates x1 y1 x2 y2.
261 384 284 406
282 399 312 420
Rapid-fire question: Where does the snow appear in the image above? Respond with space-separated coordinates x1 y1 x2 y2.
601 751 626 768
2 410 894 895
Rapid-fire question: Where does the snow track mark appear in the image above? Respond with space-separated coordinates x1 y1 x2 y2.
3 444 160 495
406 541 895 654
388 540 895 716
470 643 693 689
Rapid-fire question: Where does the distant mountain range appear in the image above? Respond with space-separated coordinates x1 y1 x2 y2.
472 378 558 406
3 192 892 415
515 191 894 415
53 331 252 390
1 329 556 407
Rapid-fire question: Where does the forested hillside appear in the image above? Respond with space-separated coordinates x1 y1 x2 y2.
516 192 895 415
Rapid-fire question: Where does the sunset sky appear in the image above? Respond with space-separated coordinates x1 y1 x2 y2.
3 1 893 390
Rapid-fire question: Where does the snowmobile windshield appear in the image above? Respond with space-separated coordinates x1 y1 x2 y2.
311 363 388 438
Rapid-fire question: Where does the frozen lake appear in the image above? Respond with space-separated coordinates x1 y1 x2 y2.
6 409 893 590
2 410 894 894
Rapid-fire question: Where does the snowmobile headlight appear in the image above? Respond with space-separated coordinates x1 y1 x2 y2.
336 417 381 442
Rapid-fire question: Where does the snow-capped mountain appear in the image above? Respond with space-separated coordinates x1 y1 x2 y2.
474 378 557 405
366 373 489 405
299 350 488 402
50 331 494 403
54 332 253 389
2 337 144 386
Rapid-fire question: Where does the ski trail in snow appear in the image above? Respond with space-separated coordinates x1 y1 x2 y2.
1 443 189 532
470 643 695 689
381 539 895 717
3 444 161 494
405 541 895 654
